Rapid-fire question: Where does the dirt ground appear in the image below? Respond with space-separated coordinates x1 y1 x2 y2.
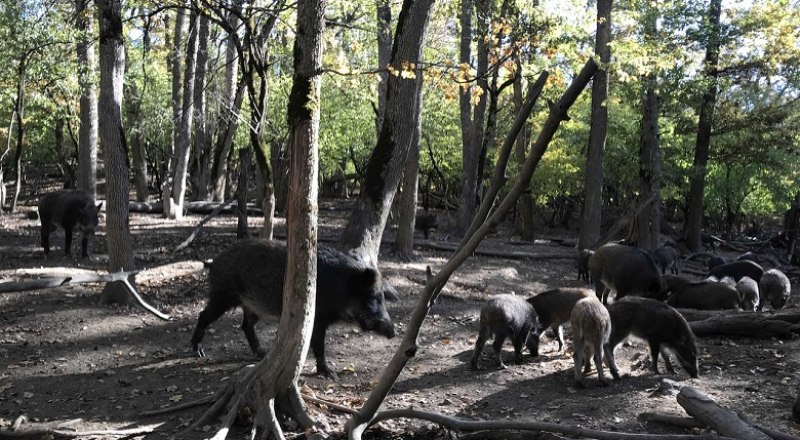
2 194 800 439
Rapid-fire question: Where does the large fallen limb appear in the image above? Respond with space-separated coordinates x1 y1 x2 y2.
688 314 800 338
676 387 771 440
640 413 799 440
367 408 735 440
0 270 139 293
0 270 170 321
677 309 800 324
0 423 163 439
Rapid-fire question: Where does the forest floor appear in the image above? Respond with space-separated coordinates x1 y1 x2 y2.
1 192 800 439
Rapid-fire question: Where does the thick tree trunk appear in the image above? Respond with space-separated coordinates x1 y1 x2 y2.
162 6 185 209
637 4 661 251
206 2 325 438
236 148 251 238
376 0 392 135
97 0 136 305
10 58 26 213
456 0 473 235
684 0 722 252
339 0 435 266
392 76 424 261
75 0 98 199
209 6 241 202
166 8 200 219
190 14 210 201
457 0 489 236
128 81 149 202
513 64 535 241
578 0 612 250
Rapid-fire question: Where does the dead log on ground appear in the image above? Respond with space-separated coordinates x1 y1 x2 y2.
128 201 163 213
677 309 800 324
676 386 771 440
689 314 800 338
641 412 800 440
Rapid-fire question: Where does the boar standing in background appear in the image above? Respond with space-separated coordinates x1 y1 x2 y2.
707 260 763 283
38 189 102 258
588 243 666 304
575 249 594 283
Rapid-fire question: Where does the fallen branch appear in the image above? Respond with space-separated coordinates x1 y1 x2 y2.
301 394 359 415
367 408 735 440
0 423 163 439
175 197 236 251
676 386 770 440
0 270 139 294
0 270 170 321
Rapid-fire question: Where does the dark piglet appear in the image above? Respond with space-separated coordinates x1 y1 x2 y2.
570 296 611 388
190 239 395 379
38 189 102 258
588 243 666 304
651 245 680 275
575 249 594 283
758 268 791 311
707 260 763 283
415 212 438 239
527 287 593 354
604 297 699 379
471 294 539 370
666 281 741 310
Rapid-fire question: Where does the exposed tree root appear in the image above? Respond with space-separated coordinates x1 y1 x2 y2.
676 386 771 440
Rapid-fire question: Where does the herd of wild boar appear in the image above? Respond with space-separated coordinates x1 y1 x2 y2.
473 241 790 388
34 189 792 388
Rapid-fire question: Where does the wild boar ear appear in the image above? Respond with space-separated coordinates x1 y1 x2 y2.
96 202 103 211
360 267 379 287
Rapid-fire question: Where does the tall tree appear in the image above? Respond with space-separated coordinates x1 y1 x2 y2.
685 0 722 252
578 0 612 250
339 0 436 266
513 59 535 241
391 72 424 261
190 14 211 201
97 0 135 303
165 7 199 219
456 0 490 236
209 4 242 202
203 1 326 437
161 6 185 210
375 0 392 134
75 0 98 199
637 1 661 251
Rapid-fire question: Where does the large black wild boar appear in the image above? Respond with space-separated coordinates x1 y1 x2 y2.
666 281 741 310
604 297 699 379
588 243 666 304
38 189 102 258
707 260 763 283
651 245 680 275
575 249 594 283
190 239 395 379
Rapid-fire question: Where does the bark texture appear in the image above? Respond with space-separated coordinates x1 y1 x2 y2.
685 0 722 252
76 0 99 199
376 0 392 134
97 0 136 303
637 2 661 251
167 8 200 219
578 0 612 250
339 0 435 265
